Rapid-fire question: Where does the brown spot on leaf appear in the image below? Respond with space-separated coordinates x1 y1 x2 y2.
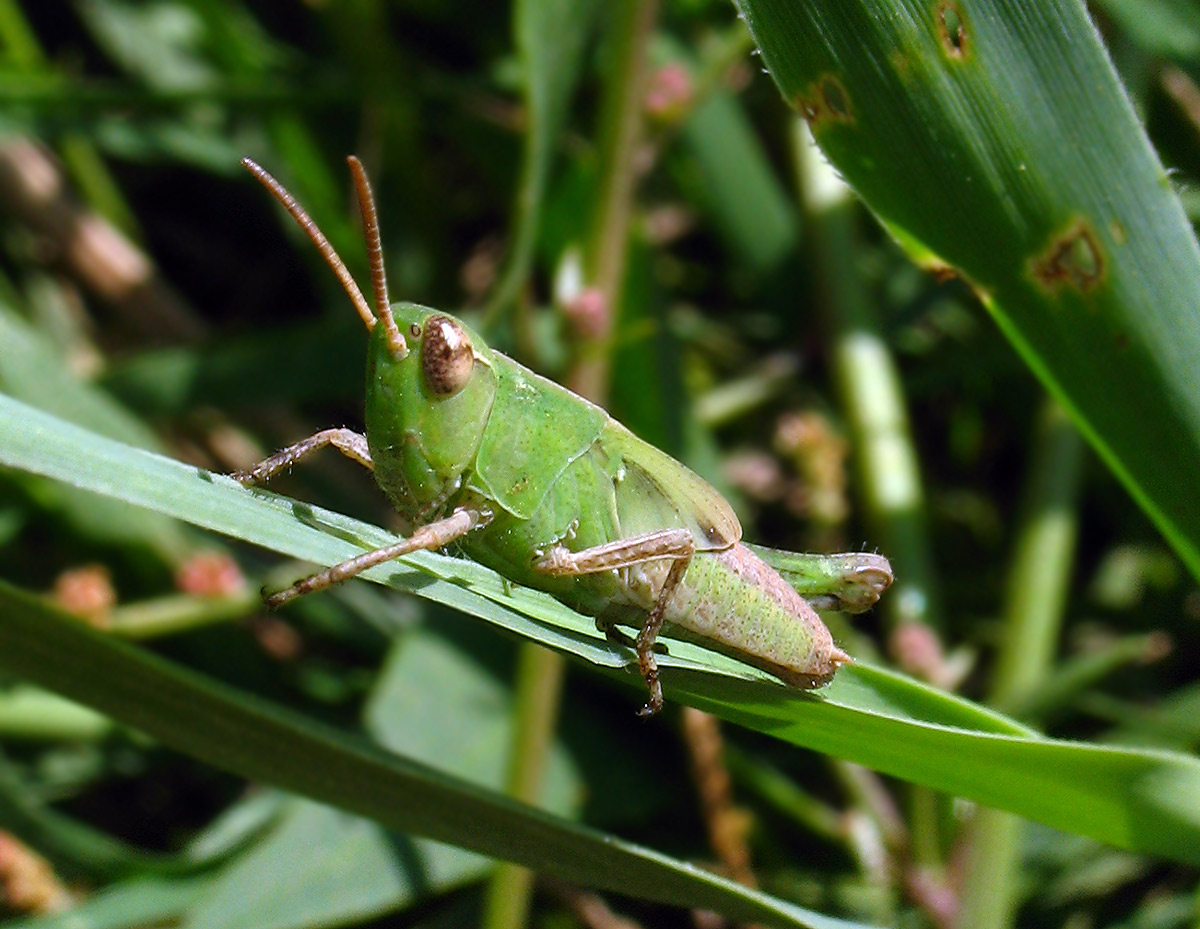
1031 221 1106 293
791 74 853 127
820 77 852 122
791 89 822 122
928 262 959 283
938 3 969 59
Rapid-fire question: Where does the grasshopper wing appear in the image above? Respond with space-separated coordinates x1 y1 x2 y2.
606 422 741 552
747 544 893 613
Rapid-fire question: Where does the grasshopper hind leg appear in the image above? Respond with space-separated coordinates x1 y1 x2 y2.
534 528 696 716
634 556 691 716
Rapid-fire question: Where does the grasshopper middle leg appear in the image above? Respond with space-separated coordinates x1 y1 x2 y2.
264 506 486 609
535 529 696 715
232 428 373 484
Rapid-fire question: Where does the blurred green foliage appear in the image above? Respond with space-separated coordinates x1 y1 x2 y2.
0 1 1198 928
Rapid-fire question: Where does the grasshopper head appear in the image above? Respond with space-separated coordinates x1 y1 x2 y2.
364 304 497 519
242 156 497 521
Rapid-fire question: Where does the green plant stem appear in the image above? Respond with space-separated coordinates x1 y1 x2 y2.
956 400 1084 929
1007 632 1168 724
793 121 940 634
484 114 549 328
687 25 758 115
726 746 845 844
482 644 568 929
0 685 111 740
573 0 659 404
832 761 907 857
793 119 946 877
989 403 1085 706
694 354 799 427
484 0 601 327
106 591 260 639
485 8 660 923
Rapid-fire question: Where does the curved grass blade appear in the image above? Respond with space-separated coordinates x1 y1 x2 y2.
0 580 861 929
1 395 1199 865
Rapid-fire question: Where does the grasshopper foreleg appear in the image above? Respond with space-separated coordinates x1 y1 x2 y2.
232 428 373 485
534 529 696 716
264 506 485 609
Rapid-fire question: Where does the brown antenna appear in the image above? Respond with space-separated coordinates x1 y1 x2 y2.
346 156 407 358
240 157 376 335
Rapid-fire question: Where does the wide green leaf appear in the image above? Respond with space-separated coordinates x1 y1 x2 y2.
180 801 474 929
731 0 1200 579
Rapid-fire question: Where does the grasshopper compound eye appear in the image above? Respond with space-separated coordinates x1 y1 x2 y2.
421 316 475 396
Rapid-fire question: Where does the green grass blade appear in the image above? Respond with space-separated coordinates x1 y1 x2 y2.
0 303 189 558
0 582 857 929
662 39 799 275
731 0 1200 580
0 877 213 929
1 395 1199 866
485 0 601 320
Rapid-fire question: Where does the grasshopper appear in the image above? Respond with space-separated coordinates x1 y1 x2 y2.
234 156 892 715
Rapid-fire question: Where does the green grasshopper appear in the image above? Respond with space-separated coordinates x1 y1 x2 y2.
234 156 892 715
